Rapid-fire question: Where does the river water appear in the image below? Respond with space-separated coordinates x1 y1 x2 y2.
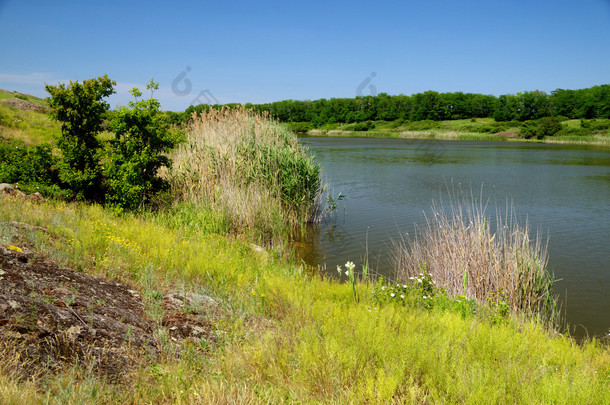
297 137 610 337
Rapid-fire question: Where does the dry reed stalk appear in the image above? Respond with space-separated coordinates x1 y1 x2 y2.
164 107 320 243
394 194 555 318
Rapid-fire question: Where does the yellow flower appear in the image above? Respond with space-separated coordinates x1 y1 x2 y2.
7 245 23 253
251 289 256 295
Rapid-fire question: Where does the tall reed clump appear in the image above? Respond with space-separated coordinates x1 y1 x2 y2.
165 107 321 244
394 195 557 325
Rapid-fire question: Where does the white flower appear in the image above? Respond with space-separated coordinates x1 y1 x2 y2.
345 270 349 276
400 294 405 299
417 279 422 283
381 286 386 290
409 277 414 280
391 293 396 298
423 296 427 299
402 284 408 289
336 265 342 274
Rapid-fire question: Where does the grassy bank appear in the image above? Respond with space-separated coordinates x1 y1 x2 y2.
1 196 609 403
297 117 610 145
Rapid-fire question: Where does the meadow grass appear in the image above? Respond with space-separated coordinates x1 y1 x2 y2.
1 196 609 403
0 103 60 145
304 118 610 145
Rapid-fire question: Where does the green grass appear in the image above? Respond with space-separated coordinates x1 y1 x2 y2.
303 117 610 145
0 103 60 145
0 196 608 403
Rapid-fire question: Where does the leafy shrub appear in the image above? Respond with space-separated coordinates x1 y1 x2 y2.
45 76 178 210
285 122 312 134
587 119 610 132
519 121 538 139
0 139 64 196
104 80 180 211
536 117 563 139
554 127 592 137
353 121 375 131
45 75 115 201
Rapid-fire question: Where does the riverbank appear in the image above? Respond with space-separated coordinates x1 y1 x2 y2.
295 117 610 146
1 195 609 403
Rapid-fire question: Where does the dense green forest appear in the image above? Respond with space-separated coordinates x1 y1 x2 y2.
179 85 610 128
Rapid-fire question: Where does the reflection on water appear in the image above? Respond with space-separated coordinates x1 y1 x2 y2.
297 137 610 337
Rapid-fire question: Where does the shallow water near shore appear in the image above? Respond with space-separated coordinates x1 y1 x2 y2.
297 137 610 337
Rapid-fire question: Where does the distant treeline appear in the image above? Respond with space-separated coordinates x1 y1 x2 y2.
175 85 610 127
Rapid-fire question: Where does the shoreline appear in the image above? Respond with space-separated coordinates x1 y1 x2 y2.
301 129 610 146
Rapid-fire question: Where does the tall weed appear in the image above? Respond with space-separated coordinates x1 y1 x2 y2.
165 107 321 244
394 190 557 325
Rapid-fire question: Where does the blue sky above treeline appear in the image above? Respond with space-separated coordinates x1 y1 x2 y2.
1 0 609 111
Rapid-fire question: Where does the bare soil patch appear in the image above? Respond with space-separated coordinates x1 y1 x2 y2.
0 222 221 381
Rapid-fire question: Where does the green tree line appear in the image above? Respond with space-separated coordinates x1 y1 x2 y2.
181 85 610 127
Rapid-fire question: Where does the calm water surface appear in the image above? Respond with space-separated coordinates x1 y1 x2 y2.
298 137 610 337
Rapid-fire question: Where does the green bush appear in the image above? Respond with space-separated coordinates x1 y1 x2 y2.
45 75 115 201
104 80 180 211
0 139 64 196
285 121 312 134
587 119 610 132
44 76 179 210
519 121 538 139
536 117 563 139
353 121 375 131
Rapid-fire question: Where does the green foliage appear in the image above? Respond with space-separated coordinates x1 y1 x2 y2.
0 139 63 196
352 120 375 131
45 75 116 201
519 120 539 139
285 121 312 134
105 79 180 211
536 116 563 139
177 84 610 129
43 76 179 210
519 117 564 139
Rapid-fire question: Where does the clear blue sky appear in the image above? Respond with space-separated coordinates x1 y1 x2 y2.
1 0 609 111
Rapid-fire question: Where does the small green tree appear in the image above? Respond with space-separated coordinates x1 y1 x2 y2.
45 75 115 201
536 117 563 139
105 79 179 210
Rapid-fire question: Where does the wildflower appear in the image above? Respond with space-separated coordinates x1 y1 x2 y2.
381 286 386 291
391 293 395 298
402 284 408 288
423 296 428 299
345 270 349 276
409 277 414 280
251 290 256 295
400 294 405 299
336 265 342 275
7 245 22 253
417 279 422 283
